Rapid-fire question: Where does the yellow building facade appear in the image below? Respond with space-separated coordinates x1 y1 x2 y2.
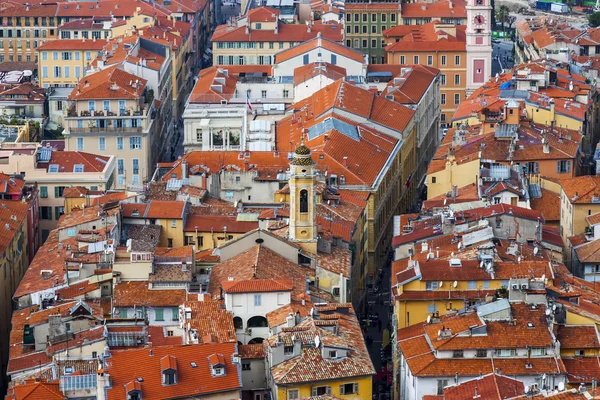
275 375 373 400
426 157 480 200
37 40 105 88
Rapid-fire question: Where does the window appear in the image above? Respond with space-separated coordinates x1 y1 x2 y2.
362 13 367 21
441 94 446 105
261 90 267 99
42 66 48 79
371 26 376 34
119 309 128 318
40 186 48 198
432 177 437 183
303 54 309 65
163 371 176 385
119 100 126 114
371 13 376 22
531 347 547 356
73 164 84 173
426 282 438 291
400 55 405 64
52 51 58 60
288 390 299 400
132 159 139 175
455 55 460 65
437 380 449 395
74 66 81 78
468 281 476 289
340 383 358 394
454 94 460 104
62 51 70 60
441 55 446 65
483 280 490 289
54 206 63 220
413 55 419 64
40 206 52 220
300 189 308 213
557 160 571 173
155 308 164 321
172 308 179 321
362 39 367 48
494 348 516 357
454 74 460 85
284 346 294 355
256 23 262 29
54 186 66 198
42 51 47 60
283 90 289 98
117 159 124 175
77 137 83 151
427 304 436 313
99 137 106 151
441 74 446 85
354 13 359 21
441 114 446 122
53 66 61 78
130 136 141 149
312 386 331 396
476 349 487 357
171 220 177 228
353 39 359 48
453 350 464 358
117 136 123 150
427 55 432 65
242 362 251 370
254 294 262 306
383 13 388 22
74 51 80 61
575 349 585 356
167 238 173 248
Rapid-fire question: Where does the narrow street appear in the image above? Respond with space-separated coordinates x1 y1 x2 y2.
363 253 394 399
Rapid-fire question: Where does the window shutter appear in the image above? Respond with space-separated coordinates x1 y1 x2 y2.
535 162 539 174
54 207 60 220
311 388 317 396
556 160 561 173
567 160 571 173
340 385 345 395
326 386 332 395
354 383 359 393
54 186 59 198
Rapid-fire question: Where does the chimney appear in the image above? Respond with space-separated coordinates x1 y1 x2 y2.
181 158 188 179
342 156 348 167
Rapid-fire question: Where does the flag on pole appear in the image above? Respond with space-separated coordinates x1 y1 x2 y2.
246 91 253 111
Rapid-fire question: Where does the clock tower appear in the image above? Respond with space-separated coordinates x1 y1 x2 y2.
466 0 492 95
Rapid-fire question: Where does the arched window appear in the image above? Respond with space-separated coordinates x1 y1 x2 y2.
247 316 268 328
233 316 243 330
248 337 264 344
300 189 308 213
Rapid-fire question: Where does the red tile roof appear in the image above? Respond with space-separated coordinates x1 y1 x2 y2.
530 188 560 222
561 176 600 204
442 373 524 400
562 357 600 384
212 21 343 44
221 279 293 293
380 65 440 105
184 215 258 233
293 62 346 86
105 343 241 399
5 380 65 400
113 281 187 307
400 0 466 19
180 300 237 344
247 6 279 22
238 344 265 359
37 38 106 51
274 35 363 63
557 325 600 349
47 151 111 173
68 66 147 100
384 22 466 52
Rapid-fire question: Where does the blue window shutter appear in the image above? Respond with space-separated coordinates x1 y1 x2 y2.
54 187 59 198
303 54 309 65
567 160 571 173
556 160 560 173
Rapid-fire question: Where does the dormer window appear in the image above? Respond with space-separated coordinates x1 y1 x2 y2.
125 380 142 400
329 350 337 358
284 346 294 355
208 353 227 376
160 355 178 386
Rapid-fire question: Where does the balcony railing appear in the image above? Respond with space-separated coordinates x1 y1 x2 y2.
68 126 145 133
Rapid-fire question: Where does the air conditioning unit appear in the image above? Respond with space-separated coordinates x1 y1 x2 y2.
512 284 519 290
332 287 340 297
521 284 529 290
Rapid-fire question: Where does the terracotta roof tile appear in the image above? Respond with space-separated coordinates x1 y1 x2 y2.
266 301 313 328
221 279 293 293
68 66 147 100
293 62 346 86
184 215 258 233
212 21 343 44
105 343 241 399
562 357 600 383
384 21 466 52
400 0 466 19
37 38 105 51
113 281 187 307
274 35 363 64
557 325 600 349
442 373 524 400
561 176 600 204
238 344 265 359
47 151 110 173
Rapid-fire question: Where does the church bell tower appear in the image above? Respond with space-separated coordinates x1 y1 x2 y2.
466 0 492 94
288 142 318 254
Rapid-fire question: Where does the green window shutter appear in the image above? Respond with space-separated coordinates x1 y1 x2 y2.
155 308 164 321
172 307 179 321
54 207 60 220
40 186 47 198
54 187 59 197
119 309 127 318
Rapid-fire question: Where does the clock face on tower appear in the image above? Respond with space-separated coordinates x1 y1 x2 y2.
473 14 486 27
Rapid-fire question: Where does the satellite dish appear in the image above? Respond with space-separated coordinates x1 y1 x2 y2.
453 281 458 288
427 253 432 261
437 329 441 336
480 260 484 268
558 382 565 391
545 309 551 316
314 335 320 348
534 247 539 256
517 256 521 263
542 374 547 380
427 315 432 323
439 281 443 288
525 386 530 393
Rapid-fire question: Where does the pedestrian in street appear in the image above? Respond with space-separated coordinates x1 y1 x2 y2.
378 318 382 332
